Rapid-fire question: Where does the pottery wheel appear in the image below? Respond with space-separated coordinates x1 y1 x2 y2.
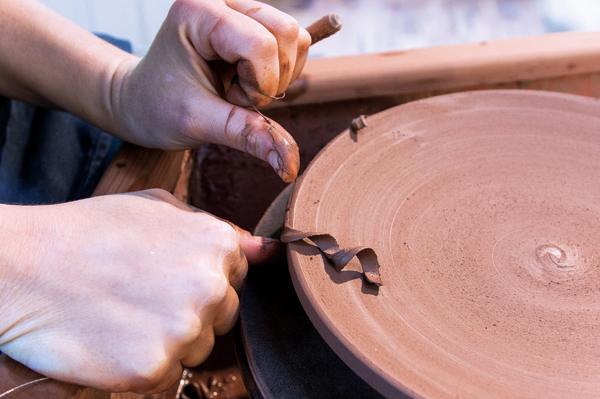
285 90 600 398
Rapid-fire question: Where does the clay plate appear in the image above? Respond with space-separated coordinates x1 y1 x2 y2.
285 90 600 398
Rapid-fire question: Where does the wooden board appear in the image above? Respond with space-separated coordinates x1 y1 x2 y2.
92 143 185 197
274 31 600 107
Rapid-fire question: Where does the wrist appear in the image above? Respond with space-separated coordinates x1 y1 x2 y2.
0 204 52 344
104 57 144 144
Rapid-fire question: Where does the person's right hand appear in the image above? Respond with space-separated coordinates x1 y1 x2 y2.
0 189 278 393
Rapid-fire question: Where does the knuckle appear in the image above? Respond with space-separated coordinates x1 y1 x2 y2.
204 218 237 247
248 32 278 59
170 314 203 343
271 16 300 40
181 332 215 368
298 28 312 50
167 0 193 22
198 271 230 310
129 354 170 391
213 295 240 335
207 272 229 304
169 0 210 22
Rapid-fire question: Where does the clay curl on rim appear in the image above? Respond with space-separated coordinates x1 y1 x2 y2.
281 226 383 286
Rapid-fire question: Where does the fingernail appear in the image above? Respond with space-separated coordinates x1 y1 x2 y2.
253 236 279 244
268 150 280 172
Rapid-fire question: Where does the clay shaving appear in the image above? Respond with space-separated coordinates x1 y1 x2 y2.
281 227 383 286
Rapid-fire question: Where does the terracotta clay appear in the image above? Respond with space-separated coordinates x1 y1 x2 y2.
286 90 600 398
281 227 382 286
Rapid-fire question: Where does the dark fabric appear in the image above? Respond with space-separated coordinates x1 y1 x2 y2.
0 96 9 149
95 33 131 54
0 34 131 205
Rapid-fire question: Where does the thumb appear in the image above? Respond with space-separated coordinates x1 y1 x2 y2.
181 198 282 265
235 227 281 266
195 97 300 182
132 189 281 264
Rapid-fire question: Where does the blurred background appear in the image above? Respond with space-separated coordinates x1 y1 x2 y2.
39 0 600 57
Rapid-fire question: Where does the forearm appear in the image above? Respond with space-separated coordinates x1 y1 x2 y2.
0 0 137 137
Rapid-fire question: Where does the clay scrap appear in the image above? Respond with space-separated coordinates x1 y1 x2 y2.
281 226 383 286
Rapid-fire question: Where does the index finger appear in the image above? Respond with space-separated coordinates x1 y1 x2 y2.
227 0 303 97
174 0 280 106
205 7 281 106
185 202 281 265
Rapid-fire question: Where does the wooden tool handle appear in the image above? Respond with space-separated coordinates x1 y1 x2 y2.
306 13 342 45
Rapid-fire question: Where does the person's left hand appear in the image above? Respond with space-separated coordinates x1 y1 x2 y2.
111 0 311 182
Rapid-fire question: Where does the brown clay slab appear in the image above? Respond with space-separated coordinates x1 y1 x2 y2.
286 90 600 398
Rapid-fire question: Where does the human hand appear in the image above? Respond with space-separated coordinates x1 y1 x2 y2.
0 189 278 393
113 0 311 182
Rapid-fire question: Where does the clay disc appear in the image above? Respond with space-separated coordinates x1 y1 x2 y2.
285 90 600 398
